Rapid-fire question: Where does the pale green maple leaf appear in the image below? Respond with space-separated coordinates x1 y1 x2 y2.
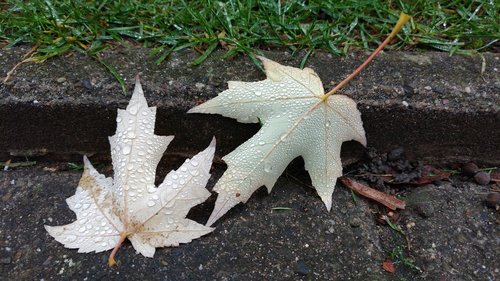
189 57 366 226
46 79 215 265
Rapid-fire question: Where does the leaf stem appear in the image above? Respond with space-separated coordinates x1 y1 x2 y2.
323 13 411 99
108 232 127 267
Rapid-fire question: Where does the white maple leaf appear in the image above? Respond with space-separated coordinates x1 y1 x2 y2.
189 57 366 226
45 79 215 264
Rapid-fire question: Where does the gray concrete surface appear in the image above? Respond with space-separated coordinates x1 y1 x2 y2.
1 161 498 280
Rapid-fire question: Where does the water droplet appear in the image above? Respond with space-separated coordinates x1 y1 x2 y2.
180 166 187 172
280 135 287 142
94 237 102 242
172 174 178 180
86 224 92 230
128 104 139 115
258 141 265 146
82 203 90 210
165 180 172 186
264 162 273 173
179 179 186 185
127 163 134 170
189 170 199 176
153 195 159 200
255 91 262 96
78 226 86 233
190 160 199 167
122 146 131 155
325 121 331 127
147 184 156 193
101 242 108 247
147 201 156 207
101 221 106 227
74 203 82 209
65 235 77 242
172 184 179 189
116 116 122 123
129 191 136 197
127 131 136 138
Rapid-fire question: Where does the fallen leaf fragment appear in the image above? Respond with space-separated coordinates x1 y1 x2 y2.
339 177 406 210
45 78 216 265
382 259 396 273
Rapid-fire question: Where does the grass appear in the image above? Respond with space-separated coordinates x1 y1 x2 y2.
0 0 498 67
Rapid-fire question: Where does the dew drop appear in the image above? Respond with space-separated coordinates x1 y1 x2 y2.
325 121 331 127
264 162 273 173
65 235 77 243
122 146 131 155
190 160 199 167
153 195 159 200
189 170 199 176
258 141 265 146
180 166 187 172
127 163 134 170
74 203 82 209
147 184 156 193
172 184 179 189
94 237 102 242
179 179 186 185
172 174 178 180
78 226 86 233
128 104 139 115
147 201 156 207
255 91 262 96
82 203 90 210
127 131 136 138
101 221 107 227
165 180 172 186
116 116 122 123
101 242 108 247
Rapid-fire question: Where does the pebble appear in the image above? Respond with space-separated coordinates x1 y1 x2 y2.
484 193 500 208
424 86 432 91
461 162 479 177
474 172 490 185
56 77 66 83
294 260 310 275
387 147 405 162
465 86 472 93
349 217 362 228
415 203 434 218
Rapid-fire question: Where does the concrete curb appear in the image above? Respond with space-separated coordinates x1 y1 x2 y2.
1 47 499 164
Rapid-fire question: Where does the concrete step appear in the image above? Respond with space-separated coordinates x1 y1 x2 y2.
1 47 498 164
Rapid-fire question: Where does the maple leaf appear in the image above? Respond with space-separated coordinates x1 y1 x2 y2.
189 57 366 225
45 79 215 265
